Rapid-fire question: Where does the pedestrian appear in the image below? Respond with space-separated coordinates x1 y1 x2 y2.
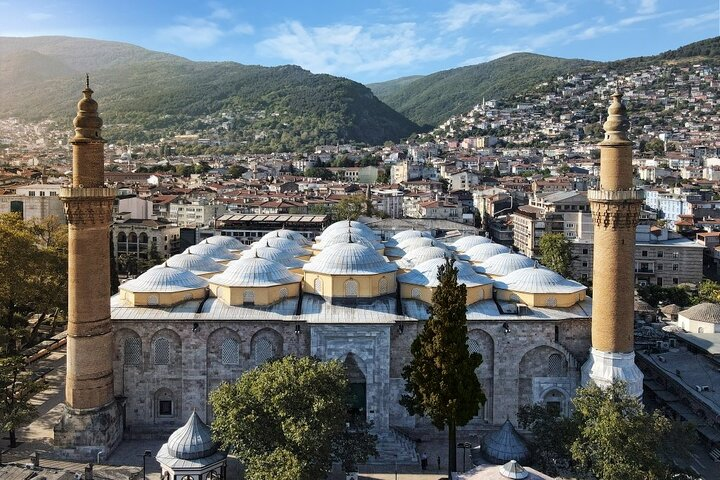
421 452 428 470
437 455 441 471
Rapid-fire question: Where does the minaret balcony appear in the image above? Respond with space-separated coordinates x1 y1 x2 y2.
587 189 644 202
60 186 117 200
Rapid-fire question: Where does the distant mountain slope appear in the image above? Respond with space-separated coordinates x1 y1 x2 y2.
371 53 597 127
372 37 720 128
0 36 419 149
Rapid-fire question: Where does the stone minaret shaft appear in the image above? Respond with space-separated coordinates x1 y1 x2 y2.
61 79 116 410
582 91 643 396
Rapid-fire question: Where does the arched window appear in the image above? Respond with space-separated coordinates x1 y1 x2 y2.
124 338 142 366
411 287 422 299
698 327 704 333
548 353 566 377
314 278 323 295
345 279 359 297
254 338 275 364
467 339 481 354
243 290 255 305
279 287 289 299
221 338 240 365
147 295 159 306
128 232 137 243
378 277 388 294
546 296 558 307
139 232 148 244
153 337 170 365
117 232 127 243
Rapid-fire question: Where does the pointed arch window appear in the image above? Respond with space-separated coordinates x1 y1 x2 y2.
124 338 142 366
345 279 359 297
221 338 240 365
378 277 388 294
153 337 170 365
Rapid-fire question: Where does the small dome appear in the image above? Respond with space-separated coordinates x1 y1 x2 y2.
476 253 535 277
252 237 308 257
461 243 510 263
240 246 304 270
499 460 530 479
166 252 226 276
184 241 237 261
397 237 446 253
205 235 247 251
494 266 586 294
385 230 432 247
320 220 378 241
167 412 218 460
261 229 311 246
304 242 397 275
398 258 492 288
679 303 720 324
396 246 452 269
210 257 300 287
452 235 492 252
481 420 530 465
120 265 208 293
314 230 383 251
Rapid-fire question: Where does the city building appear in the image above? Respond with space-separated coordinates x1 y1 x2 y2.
0 183 65 221
112 215 182 261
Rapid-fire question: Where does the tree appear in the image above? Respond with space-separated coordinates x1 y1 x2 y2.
517 403 578 475
0 356 45 447
401 258 485 478
571 382 683 480
539 233 573 278
334 196 367 221
333 416 378 474
209 356 376 480
695 279 720 303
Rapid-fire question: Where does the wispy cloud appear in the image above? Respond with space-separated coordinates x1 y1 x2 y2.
576 11 670 40
637 0 658 14
156 4 253 48
438 0 568 32
257 21 461 76
27 12 52 21
665 10 718 30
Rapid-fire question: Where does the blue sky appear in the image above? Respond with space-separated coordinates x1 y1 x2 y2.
0 0 718 83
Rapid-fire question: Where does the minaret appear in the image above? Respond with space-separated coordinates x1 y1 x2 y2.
581 91 643 397
55 77 123 454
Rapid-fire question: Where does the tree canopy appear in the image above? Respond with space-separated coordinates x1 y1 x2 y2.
209 356 376 480
401 258 485 476
539 232 574 278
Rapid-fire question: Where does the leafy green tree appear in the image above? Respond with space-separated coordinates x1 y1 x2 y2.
401 258 485 477
0 356 46 447
210 356 376 480
539 233 573 278
695 279 720 303
334 196 368 221
637 284 691 308
517 403 578 475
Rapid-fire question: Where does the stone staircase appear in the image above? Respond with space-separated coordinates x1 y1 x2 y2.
366 428 419 465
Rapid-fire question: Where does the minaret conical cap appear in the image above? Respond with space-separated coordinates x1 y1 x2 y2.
600 90 630 145
72 74 104 142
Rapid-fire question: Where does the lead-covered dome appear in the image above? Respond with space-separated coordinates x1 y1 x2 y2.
261 229 311 246
304 242 397 275
396 246 452 270
452 235 492 253
494 266 586 294
252 237 309 257
312 230 381 251
476 253 535 277
320 220 378 241
204 235 247 252
399 258 493 288
210 257 300 287
461 243 510 263
166 252 226 277
166 412 218 460
184 240 237 262
120 265 208 293
385 229 432 247
240 246 305 270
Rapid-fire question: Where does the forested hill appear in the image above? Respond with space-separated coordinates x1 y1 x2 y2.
0 36 419 150
369 37 720 128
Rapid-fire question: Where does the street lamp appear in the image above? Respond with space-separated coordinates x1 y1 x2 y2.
142 450 152 479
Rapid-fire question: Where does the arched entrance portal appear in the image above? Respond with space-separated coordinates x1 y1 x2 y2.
344 354 366 424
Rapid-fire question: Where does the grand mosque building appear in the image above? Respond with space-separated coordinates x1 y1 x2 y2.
55 80 642 464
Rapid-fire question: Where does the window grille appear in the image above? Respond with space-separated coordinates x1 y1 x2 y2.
467 339 481 354
548 353 564 377
314 278 323 295
254 338 275 364
345 279 359 297
221 338 240 365
546 297 558 307
411 287 422 299
153 337 170 365
279 287 289 299
147 295 159 306
243 290 255 305
378 277 388 294
124 338 142 365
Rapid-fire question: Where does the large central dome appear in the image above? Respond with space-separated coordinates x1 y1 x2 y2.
303 242 397 275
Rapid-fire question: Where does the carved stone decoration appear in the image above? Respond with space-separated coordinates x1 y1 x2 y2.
589 200 642 230
63 197 114 227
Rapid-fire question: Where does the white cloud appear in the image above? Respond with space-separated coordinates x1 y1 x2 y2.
27 12 52 21
257 21 460 76
637 0 657 14
232 23 254 35
157 18 225 48
576 12 669 40
438 0 568 32
665 11 718 30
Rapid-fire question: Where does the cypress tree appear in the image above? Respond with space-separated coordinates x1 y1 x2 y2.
401 258 485 478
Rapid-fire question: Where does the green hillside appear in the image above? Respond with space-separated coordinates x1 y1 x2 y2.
0 36 418 150
371 37 720 128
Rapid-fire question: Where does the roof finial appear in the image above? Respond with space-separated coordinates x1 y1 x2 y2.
254 249 259 258
348 233 354 244
86 73 90 89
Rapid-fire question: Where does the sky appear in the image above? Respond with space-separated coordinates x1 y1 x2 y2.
0 0 718 84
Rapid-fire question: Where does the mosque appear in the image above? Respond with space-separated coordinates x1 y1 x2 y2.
54 81 642 465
